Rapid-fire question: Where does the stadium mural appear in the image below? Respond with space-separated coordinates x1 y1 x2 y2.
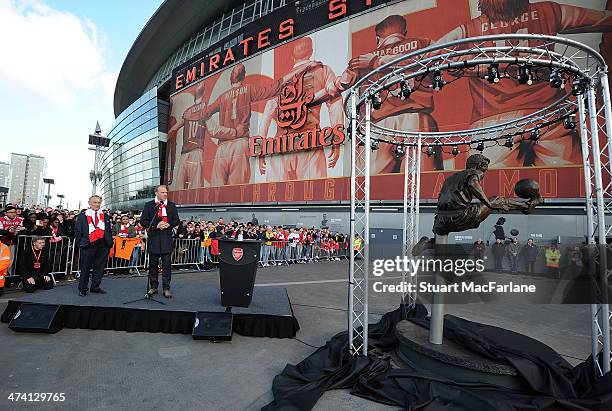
167 0 612 205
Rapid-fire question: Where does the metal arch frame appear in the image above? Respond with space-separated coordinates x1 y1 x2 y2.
584 72 612 376
344 34 603 112
402 136 422 315
346 34 612 377
348 91 370 356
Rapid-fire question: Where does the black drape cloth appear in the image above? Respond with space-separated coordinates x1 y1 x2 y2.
263 305 612 411
1 300 300 338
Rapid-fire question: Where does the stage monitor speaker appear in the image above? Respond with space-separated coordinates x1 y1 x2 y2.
192 312 233 341
9 303 63 333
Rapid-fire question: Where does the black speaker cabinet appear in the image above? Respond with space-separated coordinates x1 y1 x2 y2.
9 303 63 333
218 239 262 307
192 312 233 341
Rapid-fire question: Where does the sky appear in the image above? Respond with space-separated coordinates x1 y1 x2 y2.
0 0 163 209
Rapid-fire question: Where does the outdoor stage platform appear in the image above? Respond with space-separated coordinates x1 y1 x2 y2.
1 277 299 338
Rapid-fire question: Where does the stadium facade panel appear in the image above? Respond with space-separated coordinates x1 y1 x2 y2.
108 0 612 243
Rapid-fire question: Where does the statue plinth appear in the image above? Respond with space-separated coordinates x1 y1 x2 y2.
396 320 529 390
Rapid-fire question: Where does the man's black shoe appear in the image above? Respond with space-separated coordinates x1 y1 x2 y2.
78 289 87 297
90 288 107 294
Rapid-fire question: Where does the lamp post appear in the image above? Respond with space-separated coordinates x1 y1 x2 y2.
57 194 65 209
88 121 110 196
43 178 55 208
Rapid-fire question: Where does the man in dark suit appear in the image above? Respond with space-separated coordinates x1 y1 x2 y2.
75 195 113 296
140 185 180 298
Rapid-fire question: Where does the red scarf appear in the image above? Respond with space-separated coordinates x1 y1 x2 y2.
156 200 168 223
86 209 105 243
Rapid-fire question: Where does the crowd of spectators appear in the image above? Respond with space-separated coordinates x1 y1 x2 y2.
0 201 595 296
171 217 351 266
0 203 353 293
473 237 587 277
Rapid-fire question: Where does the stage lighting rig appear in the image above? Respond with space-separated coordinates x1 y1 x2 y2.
530 128 541 142
549 68 564 88
431 69 445 91
564 115 576 130
504 137 514 148
486 63 500 84
371 92 382 109
476 141 485 152
518 64 533 85
572 78 587 96
371 139 379 151
451 146 459 156
399 80 412 100
426 146 434 157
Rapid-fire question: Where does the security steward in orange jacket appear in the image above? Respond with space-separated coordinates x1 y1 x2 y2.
0 241 10 295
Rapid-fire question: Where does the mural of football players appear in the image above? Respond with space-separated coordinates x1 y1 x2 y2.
167 81 238 190
434 0 611 168
315 15 442 172
167 82 206 190
205 61 321 186
258 36 343 181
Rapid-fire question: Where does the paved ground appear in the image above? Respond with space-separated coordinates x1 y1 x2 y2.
0 261 592 411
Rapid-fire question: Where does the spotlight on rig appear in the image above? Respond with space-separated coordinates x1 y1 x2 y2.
476 141 485 152
371 139 379 151
563 115 576 130
426 146 434 157
572 78 586 96
371 92 382 110
451 146 459 156
549 68 564 89
393 145 405 158
530 128 541 142
432 69 445 91
399 80 412 100
518 64 532 85
486 63 500 84
504 137 514 149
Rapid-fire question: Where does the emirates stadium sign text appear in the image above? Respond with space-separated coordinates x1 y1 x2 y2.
249 125 345 157
171 0 388 94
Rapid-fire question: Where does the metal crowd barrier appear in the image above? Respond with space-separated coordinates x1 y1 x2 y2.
257 240 350 266
1 235 351 292
71 236 148 277
72 237 203 275
171 238 203 270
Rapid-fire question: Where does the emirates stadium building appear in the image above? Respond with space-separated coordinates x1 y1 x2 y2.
104 0 612 242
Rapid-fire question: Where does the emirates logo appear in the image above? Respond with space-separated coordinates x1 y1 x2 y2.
232 247 243 261
277 71 313 130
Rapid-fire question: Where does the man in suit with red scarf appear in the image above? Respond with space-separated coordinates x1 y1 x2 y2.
75 195 113 296
140 185 180 298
